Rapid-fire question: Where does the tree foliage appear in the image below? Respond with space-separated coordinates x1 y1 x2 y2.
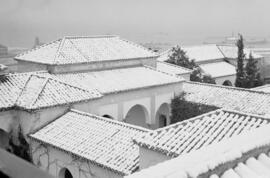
245 53 263 88
166 46 216 84
235 34 246 87
166 45 197 70
235 34 263 88
170 93 218 124
7 127 32 163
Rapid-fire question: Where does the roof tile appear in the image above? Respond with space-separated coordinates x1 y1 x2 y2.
29 109 149 175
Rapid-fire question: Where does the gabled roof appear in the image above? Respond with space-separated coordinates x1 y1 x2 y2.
134 109 270 157
217 45 263 59
157 44 262 63
126 121 270 178
54 66 184 94
156 61 192 76
0 72 101 111
183 81 270 116
199 61 236 78
15 36 158 65
157 44 225 63
29 109 149 175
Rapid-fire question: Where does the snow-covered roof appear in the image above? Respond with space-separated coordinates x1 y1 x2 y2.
157 44 262 64
251 84 270 93
156 61 192 76
199 61 236 78
15 36 158 65
0 64 7 71
157 44 225 63
183 81 270 116
0 72 101 111
126 122 270 178
184 44 225 62
54 66 184 94
29 109 149 175
134 109 269 157
217 45 263 59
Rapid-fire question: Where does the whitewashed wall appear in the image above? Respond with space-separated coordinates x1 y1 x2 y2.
31 140 123 178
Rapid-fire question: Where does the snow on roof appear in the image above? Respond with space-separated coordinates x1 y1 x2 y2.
251 84 270 93
199 61 236 78
217 45 263 59
183 44 225 62
54 66 184 94
29 109 149 175
126 122 270 178
156 61 192 76
0 64 7 71
0 72 101 111
134 109 270 157
15 36 158 65
183 81 270 116
157 45 225 63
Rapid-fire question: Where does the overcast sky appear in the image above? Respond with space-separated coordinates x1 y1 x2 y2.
0 0 269 47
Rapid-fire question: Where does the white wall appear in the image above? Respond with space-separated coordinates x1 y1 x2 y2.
214 75 236 86
139 147 171 170
31 140 123 178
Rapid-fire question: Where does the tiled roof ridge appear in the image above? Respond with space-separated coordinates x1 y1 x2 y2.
143 65 182 79
14 73 36 106
37 73 102 97
25 75 49 108
152 109 223 133
69 109 150 132
184 81 270 95
68 38 90 61
53 37 66 64
221 108 270 121
118 37 159 56
157 61 193 73
15 39 62 59
64 35 118 39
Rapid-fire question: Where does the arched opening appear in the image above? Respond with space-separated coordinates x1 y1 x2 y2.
156 103 170 128
125 105 149 128
102 115 114 119
59 168 73 178
223 80 233 86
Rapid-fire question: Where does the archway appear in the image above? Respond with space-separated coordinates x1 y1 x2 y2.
59 168 73 178
223 80 233 86
125 105 149 128
155 103 170 128
102 115 114 119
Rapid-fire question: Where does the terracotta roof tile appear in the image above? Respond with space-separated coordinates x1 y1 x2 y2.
54 66 184 94
0 72 101 111
134 109 270 157
156 61 192 76
29 109 149 175
15 36 158 65
183 82 270 116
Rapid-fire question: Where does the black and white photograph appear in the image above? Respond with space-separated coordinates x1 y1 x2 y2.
0 0 270 178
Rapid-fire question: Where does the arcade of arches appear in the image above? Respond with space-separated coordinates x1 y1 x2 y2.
124 103 170 129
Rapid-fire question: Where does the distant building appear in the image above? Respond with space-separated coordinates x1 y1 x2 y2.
158 44 263 86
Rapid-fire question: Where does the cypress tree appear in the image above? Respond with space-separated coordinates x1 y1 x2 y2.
235 34 246 87
245 53 258 88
